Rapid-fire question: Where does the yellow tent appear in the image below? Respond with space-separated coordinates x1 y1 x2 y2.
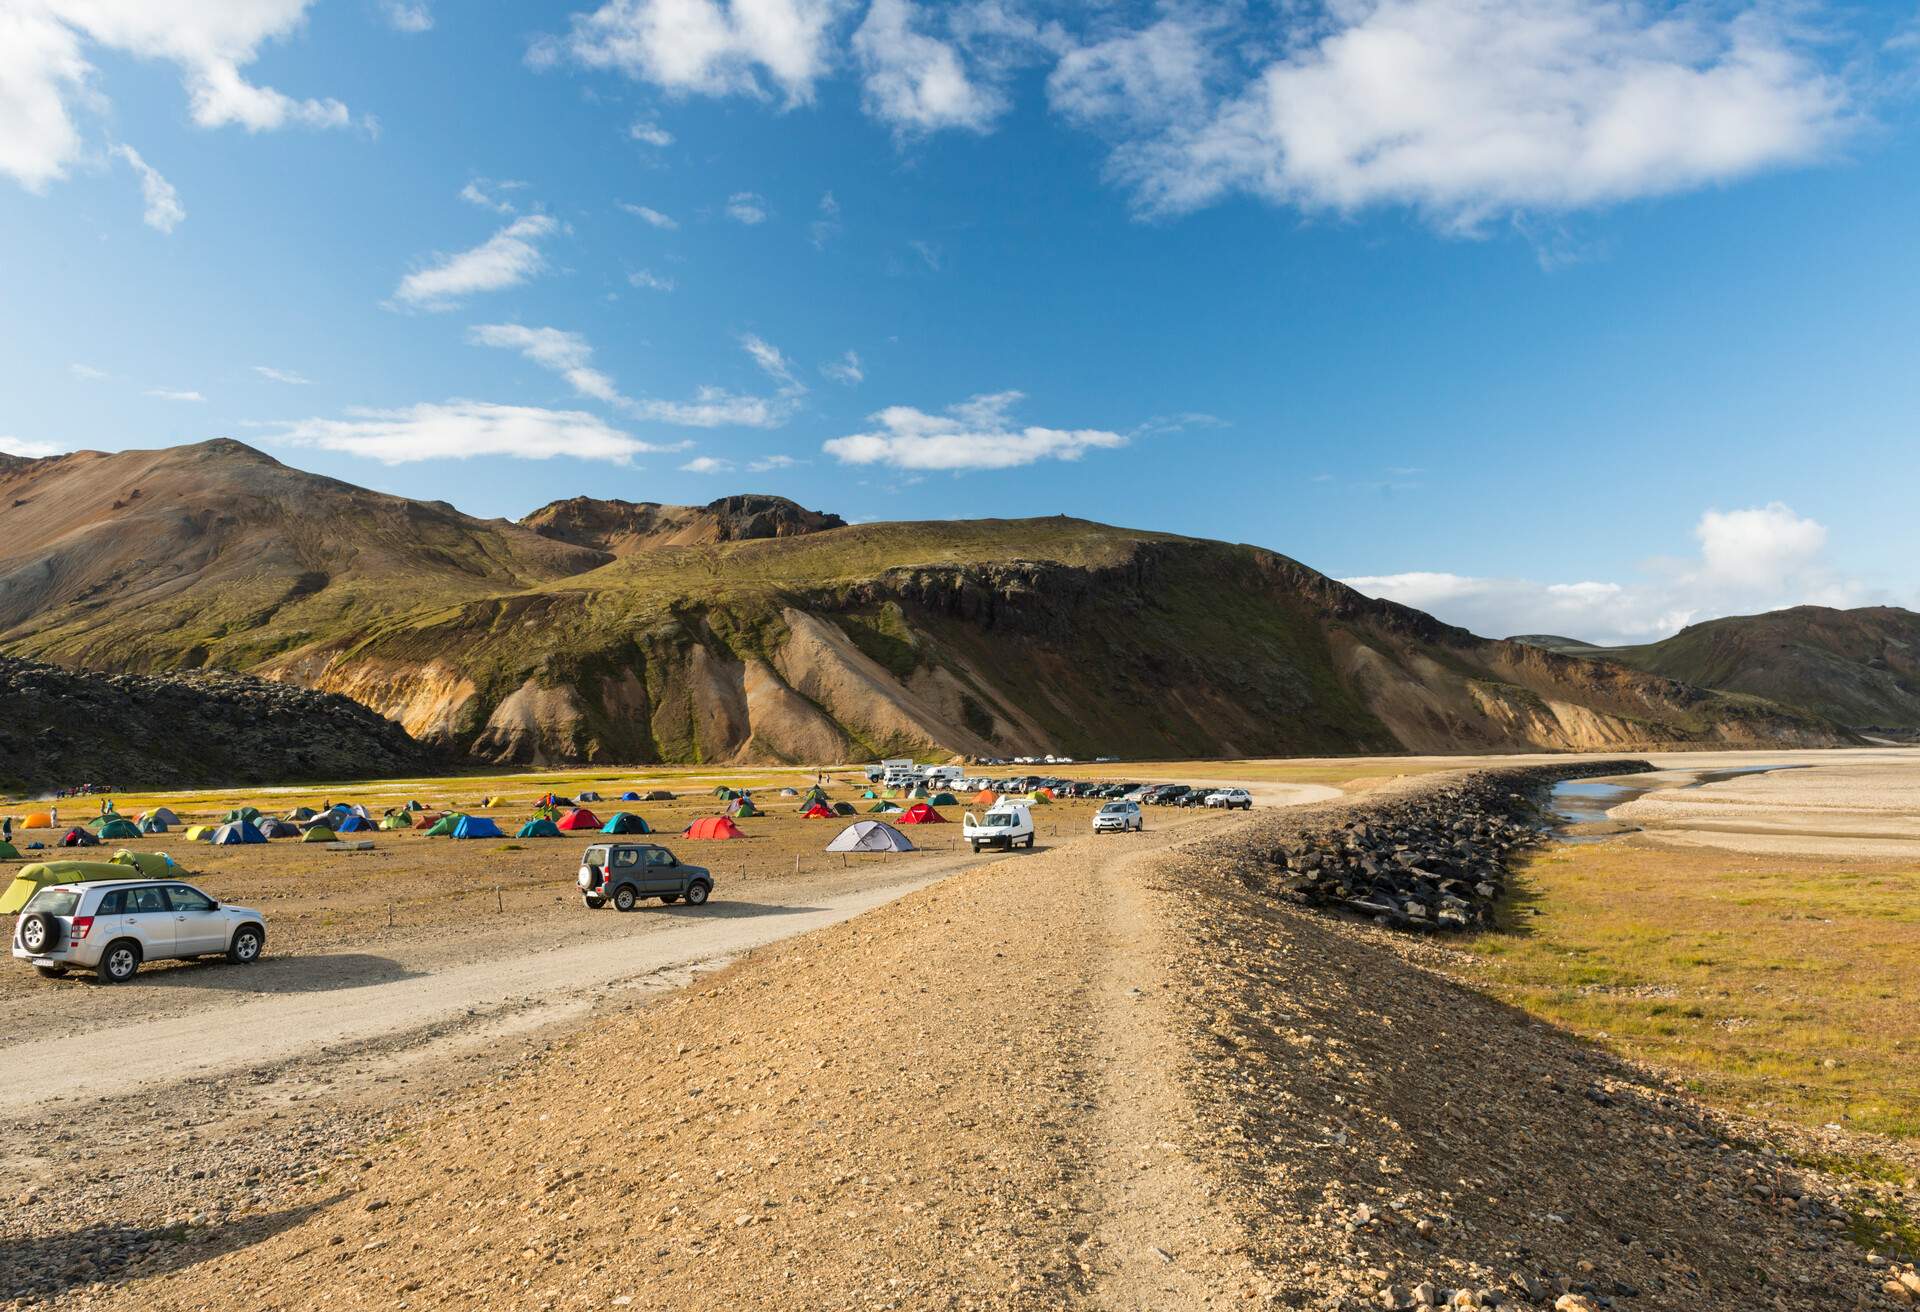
0 861 130 914
184 825 217 842
109 849 174 878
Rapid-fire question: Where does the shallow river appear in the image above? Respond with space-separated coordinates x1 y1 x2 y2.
1547 764 1802 841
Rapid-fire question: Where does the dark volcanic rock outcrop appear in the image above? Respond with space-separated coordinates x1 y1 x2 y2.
0 656 439 793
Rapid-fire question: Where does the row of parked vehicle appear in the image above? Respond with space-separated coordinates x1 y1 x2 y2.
965 777 1254 809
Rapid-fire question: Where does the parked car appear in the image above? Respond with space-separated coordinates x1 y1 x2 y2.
1092 801 1143 833
1205 788 1254 810
11 879 266 983
964 803 1036 852
578 843 713 910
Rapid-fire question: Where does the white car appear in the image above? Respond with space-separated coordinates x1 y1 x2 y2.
1205 788 1253 810
1092 801 1143 833
963 803 1036 852
11 879 267 983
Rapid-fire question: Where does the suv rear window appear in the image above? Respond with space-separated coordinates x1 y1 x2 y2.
23 889 80 917
584 846 609 867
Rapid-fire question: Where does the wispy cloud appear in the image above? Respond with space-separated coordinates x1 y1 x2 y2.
627 388 785 428
619 202 677 229
69 363 110 383
748 453 801 472
0 437 67 459
809 190 843 247
726 191 769 224
111 144 184 233
470 324 620 403
383 1 433 33
393 214 557 310
824 391 1126 471
267 400 677 465
628 269 676 292
145 387 204 402
533 0 841 106
680 455 736 474
629 120 673 146
820 350 863 386
253 365 312 385
742 334 804 396
459 178 526 215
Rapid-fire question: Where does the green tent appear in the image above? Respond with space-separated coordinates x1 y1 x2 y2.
712 785 736 800
109 849 173 877
379 813 412 830
517 817 561 838
731 799 761 818
423 813 466 837
301 825 337 843
0 841 20 861
867 801 901 814
96 818 141 840
929 792 959 807
224 806 263 824
861 789 877 799
0 861 129 914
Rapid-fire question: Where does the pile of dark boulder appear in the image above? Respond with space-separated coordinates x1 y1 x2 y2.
1214 761 1653 932
0 656 441 794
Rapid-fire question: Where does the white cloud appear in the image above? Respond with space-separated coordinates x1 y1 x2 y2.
748 453 800 471
460 178 525 214
253 365 311 385
1343 503 1863 644
0 437 68 459
145 387 204 402
824 390 1127 471
68 363 110 382
1 1 356 192
393 214 558 309
853 0 1004 133
470 324 621 403
538 0 844 105
629 119 673 145
742 333 803 395
628 269 676 291
680 455 735 473
267 400 672 464
111 144 184 233
809 189 842 246
1094 0 1852 228
1048 17 1214 130
820 349 863 385
619 201 678 228
384 1 433 33
725 190 768 223
626 387 784 428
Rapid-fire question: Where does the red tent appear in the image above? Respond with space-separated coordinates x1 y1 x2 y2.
556 808 601 831
800 802 835 819
896 802 946 825
411 812 442 830
683 815 745 840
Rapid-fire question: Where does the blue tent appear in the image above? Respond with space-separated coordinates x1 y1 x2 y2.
137 816 169 834
516 817 561 838
452 815 505 840
335 815 372 833
600 812 652 835
619 791 643 801
211 820 267 845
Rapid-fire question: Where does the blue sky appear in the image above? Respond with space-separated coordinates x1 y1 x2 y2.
3 0 1918 643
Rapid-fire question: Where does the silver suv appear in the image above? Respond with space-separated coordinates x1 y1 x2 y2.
578 844 714 911
11 880 266 983
1092 801 1143 833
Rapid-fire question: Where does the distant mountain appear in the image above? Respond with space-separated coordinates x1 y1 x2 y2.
1506 635 1603 654
0 440 1856 765
1552 606 1920 733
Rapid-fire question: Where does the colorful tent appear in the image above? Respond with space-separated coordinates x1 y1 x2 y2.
96 818 140 840
23 812 52 829
335 815 372 833
577 791 603 802
780 788 799 797
379 813 413 830
896 803 946 825
535 793 572 810
404 799 426 812
619 791 643 801
137 816 170 835
61 828 100 847
223 806 263 824
1 861 130 914
1024 792 1052 805
860 789 877 799
142 807 181 826
211 820 266 845
801 802 835 819
183 825 217 842
825 821 917 853
556 808 601 831
728 798 761 818
516 817 562 838
0 841 20 860
453 815 504 839
799 786 829 805
286 806 317 822
257 818 300 838
929 792 959 807
412 813 443 830
423 814 465 837
867 801 901 814
831 801 856 816
712 785 737 800
683 815 745 841
301 825 337 844
109 850 173 877
971 789 998 807
600 812 652 835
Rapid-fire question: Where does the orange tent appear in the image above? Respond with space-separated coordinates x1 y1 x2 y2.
23 812 52 829
684 815 745 840
896 802 946 825
411 812 443 830
557 808 602 831
970 789 997 807
1036 787 1056 799
800 802 834 819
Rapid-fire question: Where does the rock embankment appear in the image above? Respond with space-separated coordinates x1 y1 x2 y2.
0 656 440 793
1207 761 1654 931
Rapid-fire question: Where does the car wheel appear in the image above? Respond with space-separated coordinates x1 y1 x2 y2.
1024 833 1036 849
613 885 639 912
583 895 606 909
34 964 68 979
684 882 710 906
228 925 264 964
18 912 59 955
98 940 140 984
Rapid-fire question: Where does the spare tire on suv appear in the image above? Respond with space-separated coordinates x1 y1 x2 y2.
17 911 60 955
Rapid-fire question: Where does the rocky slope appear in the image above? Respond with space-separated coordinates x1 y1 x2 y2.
1515 606 1920 732
0 655 438 793
0 441 1856 765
